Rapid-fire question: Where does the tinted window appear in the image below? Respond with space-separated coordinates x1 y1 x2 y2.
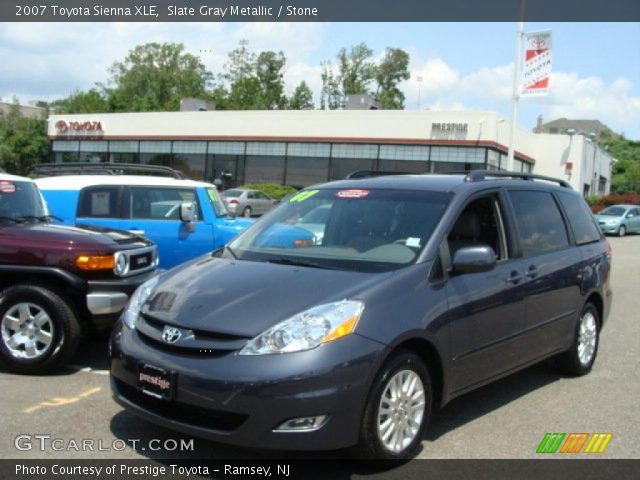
223 190 242 198
0 181 46 219
507 190 569 256
557 191 602 245
78 186 122 218
129 187 200 220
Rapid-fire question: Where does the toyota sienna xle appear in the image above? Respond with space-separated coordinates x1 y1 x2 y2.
109 171 612 459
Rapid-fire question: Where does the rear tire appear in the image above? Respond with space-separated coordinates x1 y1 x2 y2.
556 302 600 376
0 285 81 374
618 225 626 237
354 351 432 459
242 207 252 218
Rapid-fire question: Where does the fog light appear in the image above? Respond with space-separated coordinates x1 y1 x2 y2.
274 415 328 432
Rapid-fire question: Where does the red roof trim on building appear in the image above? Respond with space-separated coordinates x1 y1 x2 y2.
49 134 536 164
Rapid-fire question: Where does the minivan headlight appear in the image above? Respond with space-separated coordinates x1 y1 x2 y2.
239 300 364 355
123 276 159 329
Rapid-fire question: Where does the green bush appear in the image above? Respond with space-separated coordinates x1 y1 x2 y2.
585 195 600 207
238 183 298 200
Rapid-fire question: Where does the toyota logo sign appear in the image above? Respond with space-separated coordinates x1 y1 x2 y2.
55 120 68 133
162 327 182 344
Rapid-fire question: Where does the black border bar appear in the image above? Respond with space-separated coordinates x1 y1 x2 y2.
5 0 640 22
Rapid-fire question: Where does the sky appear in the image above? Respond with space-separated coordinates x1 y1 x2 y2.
1 22 639 138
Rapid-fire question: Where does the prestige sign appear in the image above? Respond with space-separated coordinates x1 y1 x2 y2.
431 122 468 133
54 120 104 135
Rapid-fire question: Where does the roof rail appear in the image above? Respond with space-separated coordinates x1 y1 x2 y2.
460 170 572 189
345 170 415 180
29 162 185 179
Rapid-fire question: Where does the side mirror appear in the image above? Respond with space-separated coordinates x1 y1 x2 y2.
179 202 196 223
452 245 497 274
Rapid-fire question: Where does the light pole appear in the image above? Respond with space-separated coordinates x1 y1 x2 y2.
416 76 423 110
507 0 526 172
590 132 598 196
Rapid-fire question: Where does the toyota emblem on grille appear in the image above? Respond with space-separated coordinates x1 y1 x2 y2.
162 327 182 344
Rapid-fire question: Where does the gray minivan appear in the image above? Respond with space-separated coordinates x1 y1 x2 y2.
110 171 612 459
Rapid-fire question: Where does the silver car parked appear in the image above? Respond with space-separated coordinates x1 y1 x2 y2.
222 188 276 217
595 204 640 236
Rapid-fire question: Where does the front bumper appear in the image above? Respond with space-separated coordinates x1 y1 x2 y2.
110 325 385 450
87 270 158 328
598 223 620 234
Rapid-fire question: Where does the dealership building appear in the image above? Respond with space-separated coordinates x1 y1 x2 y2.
47 110 614 196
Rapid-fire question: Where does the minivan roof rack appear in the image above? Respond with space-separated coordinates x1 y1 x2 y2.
29 162 185 179
461 170 572 188
345 170 414 180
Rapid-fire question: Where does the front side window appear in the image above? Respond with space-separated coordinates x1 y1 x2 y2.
225 188 452 272
129 187 200 220
507 190 569 256
448 195 508 260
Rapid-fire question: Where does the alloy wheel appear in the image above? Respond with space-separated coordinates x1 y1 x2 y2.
377 369 426 453
1 302 54 359
577 310 597 366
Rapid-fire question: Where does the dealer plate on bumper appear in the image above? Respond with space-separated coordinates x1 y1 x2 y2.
137 363 175 400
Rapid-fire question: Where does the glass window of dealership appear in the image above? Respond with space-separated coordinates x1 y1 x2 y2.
51 139 533 187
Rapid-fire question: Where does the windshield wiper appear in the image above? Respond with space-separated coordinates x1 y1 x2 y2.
265 257 335 270
0 216 23 224
15 215 62 223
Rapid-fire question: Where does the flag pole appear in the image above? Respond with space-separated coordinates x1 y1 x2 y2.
507 0 526 172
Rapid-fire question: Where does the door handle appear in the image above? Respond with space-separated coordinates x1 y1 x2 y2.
129 229 145 236
506 271 523 284
525 265 538 278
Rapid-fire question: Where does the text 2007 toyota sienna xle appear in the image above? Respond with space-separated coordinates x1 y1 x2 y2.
109 171 612 459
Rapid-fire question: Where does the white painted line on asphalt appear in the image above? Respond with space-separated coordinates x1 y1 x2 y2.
66 364 110 376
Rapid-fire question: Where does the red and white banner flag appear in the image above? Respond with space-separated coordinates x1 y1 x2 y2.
521 30 552 97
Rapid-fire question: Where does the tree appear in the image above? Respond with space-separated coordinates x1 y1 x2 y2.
221 41 288 110
0 103 49 175
375 48 410 109
49 89 109 114
105 42 213 112
320 62 342 110
255 51 287 109
337 43 375 95
289 81 314 110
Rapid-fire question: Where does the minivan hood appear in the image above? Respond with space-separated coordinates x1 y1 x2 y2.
143 257 389 338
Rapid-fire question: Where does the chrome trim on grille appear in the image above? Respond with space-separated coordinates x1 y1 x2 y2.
116 245 157 277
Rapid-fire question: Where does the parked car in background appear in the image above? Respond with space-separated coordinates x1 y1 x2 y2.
595 204 640 236
222 188 277 217
33 163 252 270
0 172 158 373
110 170 611 459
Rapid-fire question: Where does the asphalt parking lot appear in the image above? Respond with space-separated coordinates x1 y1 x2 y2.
1 236 638 461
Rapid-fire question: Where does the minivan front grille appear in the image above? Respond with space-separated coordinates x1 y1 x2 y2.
136 313 250 353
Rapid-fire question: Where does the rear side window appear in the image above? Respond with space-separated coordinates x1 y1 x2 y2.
556 191 602 245
77 186 122 218
507 190 569 256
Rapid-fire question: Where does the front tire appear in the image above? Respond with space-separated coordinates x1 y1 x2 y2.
618 225 626 237
0 285 81 374
355 351 432 459
556 302 600 376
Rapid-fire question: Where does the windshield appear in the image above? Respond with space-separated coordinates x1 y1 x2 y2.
0 180 48 223
225 188 451 272
599 206 626 216
206 187 229 217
